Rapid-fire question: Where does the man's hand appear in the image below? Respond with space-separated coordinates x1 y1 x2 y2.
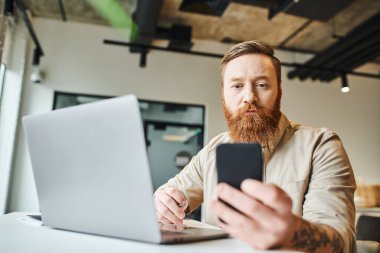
154 187 189 225
211 179 296 249
212 179 344 253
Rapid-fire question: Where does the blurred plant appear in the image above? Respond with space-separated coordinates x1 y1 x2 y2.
87 0 138 40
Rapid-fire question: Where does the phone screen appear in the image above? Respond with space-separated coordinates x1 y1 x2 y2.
216 143 263 189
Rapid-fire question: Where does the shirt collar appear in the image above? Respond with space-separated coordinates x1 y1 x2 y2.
263 112 290 153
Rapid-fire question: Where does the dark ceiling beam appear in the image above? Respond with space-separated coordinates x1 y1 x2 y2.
280 0 354 21
278 19 313 47
288 12 380 80
179 0 230 16
373 57 380 65
236 0 354 21
268 0 298 20
103 39 380 80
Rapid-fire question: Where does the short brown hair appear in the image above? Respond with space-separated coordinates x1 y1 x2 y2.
221 40 281 86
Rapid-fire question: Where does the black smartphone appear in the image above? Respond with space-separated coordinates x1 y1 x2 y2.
216 143 263 189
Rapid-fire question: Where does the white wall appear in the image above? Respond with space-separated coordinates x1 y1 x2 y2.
8 18 380 212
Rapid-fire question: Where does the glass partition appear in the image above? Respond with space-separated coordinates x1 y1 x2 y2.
53 92 205 220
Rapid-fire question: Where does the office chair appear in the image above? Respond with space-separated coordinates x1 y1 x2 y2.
357 215 380 243
356 215 380 253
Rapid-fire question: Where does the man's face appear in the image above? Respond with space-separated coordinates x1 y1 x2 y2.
222 53 282 144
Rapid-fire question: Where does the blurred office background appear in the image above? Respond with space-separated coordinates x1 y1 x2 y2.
0 0 379 217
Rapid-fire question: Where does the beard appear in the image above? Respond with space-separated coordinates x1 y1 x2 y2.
223 94 282 146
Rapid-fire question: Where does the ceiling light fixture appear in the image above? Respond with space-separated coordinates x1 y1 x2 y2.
32 48 41 66
341 73 349 93
30 48 43 83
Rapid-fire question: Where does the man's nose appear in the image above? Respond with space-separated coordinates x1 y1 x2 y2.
243 86 257 104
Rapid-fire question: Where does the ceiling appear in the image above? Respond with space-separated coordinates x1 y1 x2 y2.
20 0 380 81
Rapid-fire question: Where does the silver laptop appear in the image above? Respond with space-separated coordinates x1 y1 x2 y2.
23 94 228 244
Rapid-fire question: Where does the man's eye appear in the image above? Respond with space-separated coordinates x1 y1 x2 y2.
256 83 268 89
232 84 243 89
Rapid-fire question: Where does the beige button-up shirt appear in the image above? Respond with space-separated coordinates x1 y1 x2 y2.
158 113 356 253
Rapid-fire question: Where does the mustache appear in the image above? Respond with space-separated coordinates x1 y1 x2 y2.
237 103 265 114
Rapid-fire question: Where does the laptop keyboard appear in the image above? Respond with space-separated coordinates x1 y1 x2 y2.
159 223 199 234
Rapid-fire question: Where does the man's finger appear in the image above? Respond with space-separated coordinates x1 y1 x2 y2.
164 187 188 208
217 183 276 223
155 198 183 225
159 192 186 219
157 213 172 224
241 179 292 213
212 200 261 232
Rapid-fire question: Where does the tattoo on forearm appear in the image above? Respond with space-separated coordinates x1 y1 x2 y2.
291 220 344 253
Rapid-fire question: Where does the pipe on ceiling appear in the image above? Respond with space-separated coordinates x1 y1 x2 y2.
15 0 44 56
58 0 67 22
103 39 380 81
288 13 380 80
320 42 380 81
309 32 380 80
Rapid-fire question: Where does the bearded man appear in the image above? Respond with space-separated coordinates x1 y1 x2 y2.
154 40 356 253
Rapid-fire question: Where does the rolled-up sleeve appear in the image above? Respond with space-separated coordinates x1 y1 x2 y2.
155 148 205 213
303 131 357 253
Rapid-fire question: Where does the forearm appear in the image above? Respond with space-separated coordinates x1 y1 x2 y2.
155 173 203 213
287 216 344 253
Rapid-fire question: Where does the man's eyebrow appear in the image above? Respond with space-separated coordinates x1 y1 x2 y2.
254 75 270 80
228 77 244 82
228 75 270 82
